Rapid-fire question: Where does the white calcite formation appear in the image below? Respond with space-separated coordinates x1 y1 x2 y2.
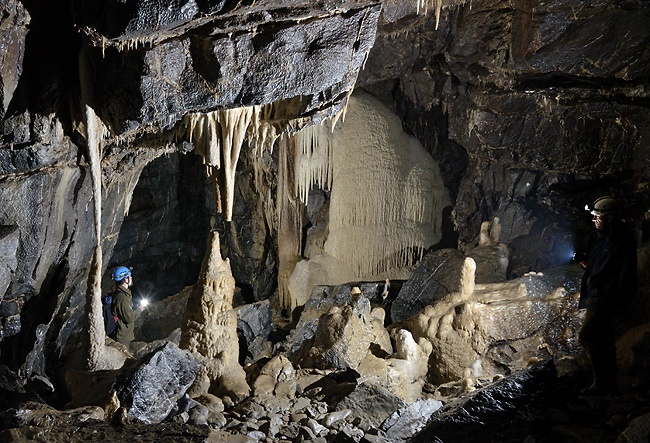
357 329 433 404
288 90 451 309
180 232 250 401
300 289 431 403
405 265 581 383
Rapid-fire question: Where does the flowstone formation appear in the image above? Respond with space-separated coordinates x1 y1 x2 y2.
405 258 583 383
288 90 451 310
180 231 249 401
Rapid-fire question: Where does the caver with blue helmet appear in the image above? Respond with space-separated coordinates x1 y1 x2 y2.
112 266 131 282
579 196 637 396
107 265 141 345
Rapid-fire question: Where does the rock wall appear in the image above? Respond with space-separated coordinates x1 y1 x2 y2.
360 0 650 263
0 0 381 378
1 0 650 394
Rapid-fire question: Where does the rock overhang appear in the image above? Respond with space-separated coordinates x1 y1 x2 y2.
72 0 383 140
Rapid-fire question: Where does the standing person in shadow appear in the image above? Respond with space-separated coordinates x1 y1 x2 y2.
579 196 637 395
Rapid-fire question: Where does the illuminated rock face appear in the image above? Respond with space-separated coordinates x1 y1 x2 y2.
180 232 250 401
297 290 432 403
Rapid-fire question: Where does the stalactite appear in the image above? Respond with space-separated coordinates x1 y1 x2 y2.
294 121 332 205
416 0 466 29
181 98 307 222
277 135 303 311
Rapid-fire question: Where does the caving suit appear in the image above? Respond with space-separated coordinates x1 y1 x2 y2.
111 285 138 345
579 220 637 391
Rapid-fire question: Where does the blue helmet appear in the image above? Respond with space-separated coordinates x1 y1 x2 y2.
112 266 131 281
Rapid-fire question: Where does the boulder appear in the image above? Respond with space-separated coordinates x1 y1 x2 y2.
380 399 444 441
617 412 650 443
252 355 296 398
285 282 388 355
113 342 201 424
392 242 510 324
410 361 557 443
299 293 390 372
236 299 274 363
335 383 407 429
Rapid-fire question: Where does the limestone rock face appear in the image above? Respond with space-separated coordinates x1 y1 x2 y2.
406 271 583 383
0 0 29 118
361 0 650 264
304 304 373 371
180 232 250 401
71 0 382 137
411 361 558 443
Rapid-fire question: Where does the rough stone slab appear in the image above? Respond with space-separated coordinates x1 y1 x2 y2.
0 0 30 118
410 361 557 443
236 299 273 344
115 342 201 424
391 249 465 323
83 2 382 136
380 398 443 441
335 383 406 428
616 411 650 443
0 225 19 300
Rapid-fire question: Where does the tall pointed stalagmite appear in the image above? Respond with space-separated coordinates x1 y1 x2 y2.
180 231 250 400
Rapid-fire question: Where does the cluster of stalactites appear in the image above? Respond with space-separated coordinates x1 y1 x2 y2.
416 0 464 29
182 104 285 221
293 121 333 204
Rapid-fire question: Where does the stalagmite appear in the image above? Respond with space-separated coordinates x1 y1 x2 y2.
180 231 250 401
479 221 492 246
489 217 502 244
460 257 476 296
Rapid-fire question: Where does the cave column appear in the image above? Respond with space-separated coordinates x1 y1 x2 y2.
78 46 107 371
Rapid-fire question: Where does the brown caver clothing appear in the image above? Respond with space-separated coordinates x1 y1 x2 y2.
111 286 137 345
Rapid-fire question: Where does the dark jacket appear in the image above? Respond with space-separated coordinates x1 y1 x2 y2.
580 220 637 311
111 286 138 344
